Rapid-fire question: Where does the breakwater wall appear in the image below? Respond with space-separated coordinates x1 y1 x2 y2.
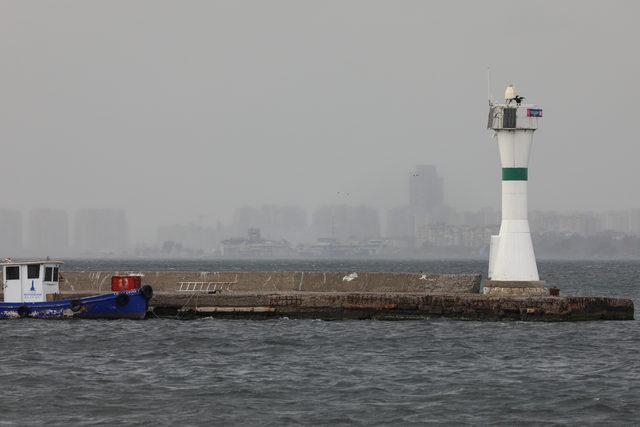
56 271 482 294
148 292 633 321
1 270 633 321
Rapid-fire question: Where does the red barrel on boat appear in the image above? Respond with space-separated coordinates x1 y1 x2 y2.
111 275 142 291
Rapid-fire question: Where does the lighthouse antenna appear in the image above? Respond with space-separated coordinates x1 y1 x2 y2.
487 67 494 106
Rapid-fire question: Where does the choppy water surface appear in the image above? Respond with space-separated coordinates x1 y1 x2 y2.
1 260 639 425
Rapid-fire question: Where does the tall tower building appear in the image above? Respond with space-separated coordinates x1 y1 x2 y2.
74 209 128 254
312 205 380 240
486 85 545 293
409 165 444 214
27 209 69 256
0 209 23 256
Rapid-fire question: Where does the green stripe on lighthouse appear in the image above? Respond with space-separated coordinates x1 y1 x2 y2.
502 167 528 180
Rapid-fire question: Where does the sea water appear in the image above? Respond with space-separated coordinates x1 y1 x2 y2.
0 260 638 425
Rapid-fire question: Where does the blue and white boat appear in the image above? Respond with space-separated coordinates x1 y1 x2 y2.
0 260 153 319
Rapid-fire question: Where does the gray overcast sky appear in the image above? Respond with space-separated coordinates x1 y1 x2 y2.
1 0 638 242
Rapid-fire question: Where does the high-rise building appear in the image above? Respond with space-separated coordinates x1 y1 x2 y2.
386 206 415 238
629 209 640 235
462 207 500 227
409 165 444 214
529 211 603 236
312 204 380 240
600 210 630 234
74 209 128 255
0 209 23 256
231 205 308 243
386 165 447 242
27 209 69 256
157 223 217 254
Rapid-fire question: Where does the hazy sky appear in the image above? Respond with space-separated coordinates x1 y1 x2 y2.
1 1 638 242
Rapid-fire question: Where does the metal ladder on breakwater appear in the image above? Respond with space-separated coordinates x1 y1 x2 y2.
177 274 239 293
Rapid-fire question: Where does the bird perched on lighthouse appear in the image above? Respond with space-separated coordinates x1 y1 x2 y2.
504 84 525 105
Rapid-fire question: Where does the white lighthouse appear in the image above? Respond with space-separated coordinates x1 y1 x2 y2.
486 84 546 293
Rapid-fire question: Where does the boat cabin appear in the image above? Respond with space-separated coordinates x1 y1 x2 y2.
2 260 63 303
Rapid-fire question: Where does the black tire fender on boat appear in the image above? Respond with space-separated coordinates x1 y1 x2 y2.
69 300 82 312
115 292 130 307
17 305 29 318
139 285 153 300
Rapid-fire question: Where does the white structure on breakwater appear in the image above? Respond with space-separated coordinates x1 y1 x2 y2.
487 85 543 281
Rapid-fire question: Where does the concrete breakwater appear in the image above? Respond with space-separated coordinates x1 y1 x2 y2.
57 271 482 294
0 271 633 321
147 292 633 321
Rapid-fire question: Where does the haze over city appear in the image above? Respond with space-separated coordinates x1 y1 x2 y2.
1 1 639 249
3 3 640 425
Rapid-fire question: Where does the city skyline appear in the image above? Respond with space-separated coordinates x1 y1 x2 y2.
2 163 640 258
2 1 640 245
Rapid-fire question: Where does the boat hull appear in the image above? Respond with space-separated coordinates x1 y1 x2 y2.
0 286 153 320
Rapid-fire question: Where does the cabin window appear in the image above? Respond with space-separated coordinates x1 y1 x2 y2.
28 265 40 279
53 267 59 282
45 267 53 281
6 266 19 280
